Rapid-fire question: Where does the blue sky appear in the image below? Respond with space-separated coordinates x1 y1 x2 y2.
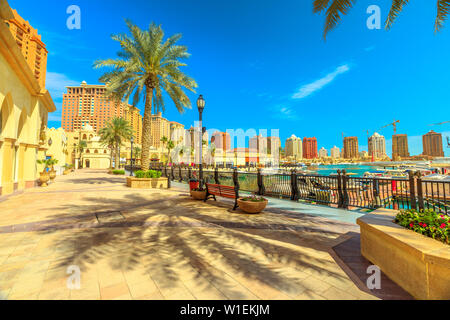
9 0 450 156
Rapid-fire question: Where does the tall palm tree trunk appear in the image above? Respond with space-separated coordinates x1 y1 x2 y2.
115 142 120 169
141 85 154 171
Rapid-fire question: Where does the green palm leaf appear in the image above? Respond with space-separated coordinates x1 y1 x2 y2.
94 21 197 170
435 0 450 32
385 0 409 30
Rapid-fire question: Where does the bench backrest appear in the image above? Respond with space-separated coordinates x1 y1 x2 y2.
206 183 238 199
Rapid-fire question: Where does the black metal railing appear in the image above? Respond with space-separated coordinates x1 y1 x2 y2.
149 164 450 214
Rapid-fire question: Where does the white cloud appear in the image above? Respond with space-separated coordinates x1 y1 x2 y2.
292 64 350 100
46 72 80 101
45 72 80 124
272 105 299 120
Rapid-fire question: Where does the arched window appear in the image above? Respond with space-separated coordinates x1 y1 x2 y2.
89 134 93 140
0 94 13 136
82 134 87 140
17 110 27 140
104 150 107 154
94 149 98 154
86 149 90 153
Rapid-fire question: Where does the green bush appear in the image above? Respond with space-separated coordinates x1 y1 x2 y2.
112 170 125 175
134 170 162 179
395 209 449 245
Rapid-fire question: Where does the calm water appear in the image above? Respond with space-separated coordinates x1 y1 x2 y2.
305 164 376 177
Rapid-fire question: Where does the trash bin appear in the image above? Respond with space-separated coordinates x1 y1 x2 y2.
189 179 199 191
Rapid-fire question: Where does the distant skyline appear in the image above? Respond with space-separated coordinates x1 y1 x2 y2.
9 0 450 156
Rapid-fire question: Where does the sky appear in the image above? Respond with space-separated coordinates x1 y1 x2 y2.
8 0 450 156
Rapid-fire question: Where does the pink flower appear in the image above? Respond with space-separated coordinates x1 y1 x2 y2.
440 223 446 229
409 223 414 228
423 223 427 227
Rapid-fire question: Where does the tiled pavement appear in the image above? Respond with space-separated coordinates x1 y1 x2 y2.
0 169 411 300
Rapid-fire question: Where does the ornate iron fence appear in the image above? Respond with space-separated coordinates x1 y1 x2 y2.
151 165 449 214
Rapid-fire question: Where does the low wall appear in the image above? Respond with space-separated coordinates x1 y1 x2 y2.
126 177 168 189
357 209 450 300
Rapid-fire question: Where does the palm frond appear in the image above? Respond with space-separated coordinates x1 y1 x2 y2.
435 0 450 32
323 0 356 39
385 0 410 30
313 0 332 13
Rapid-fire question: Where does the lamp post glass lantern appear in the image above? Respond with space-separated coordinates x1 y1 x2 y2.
197 95 205 189
130 137 134 176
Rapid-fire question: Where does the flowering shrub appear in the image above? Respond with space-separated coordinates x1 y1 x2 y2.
240 195 267 202
395 209 449 245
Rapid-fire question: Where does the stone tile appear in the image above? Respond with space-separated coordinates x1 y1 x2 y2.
127 280 160 299
321 286 358 300
100 282 131 300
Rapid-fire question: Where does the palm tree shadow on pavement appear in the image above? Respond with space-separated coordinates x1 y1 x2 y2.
37 192 371 299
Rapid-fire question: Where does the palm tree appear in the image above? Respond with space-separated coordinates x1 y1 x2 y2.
94 21 198 171
75 140 87 168
160 136 168 163
99 131 116 169
167 140 175 164
314 0 450 39
178 147 185 163
134 146 142 164
99 117 133 169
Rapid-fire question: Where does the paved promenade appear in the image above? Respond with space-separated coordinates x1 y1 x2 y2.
0 170 410 300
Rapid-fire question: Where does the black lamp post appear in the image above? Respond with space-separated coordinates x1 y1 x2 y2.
130 137 134 176
197 95 205 189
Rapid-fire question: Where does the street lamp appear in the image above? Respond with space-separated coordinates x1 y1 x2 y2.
130 137 134 177
197 95 205 189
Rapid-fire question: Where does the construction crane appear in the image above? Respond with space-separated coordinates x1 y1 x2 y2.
379 120 400 134
429 121 450 126
429 121 450 148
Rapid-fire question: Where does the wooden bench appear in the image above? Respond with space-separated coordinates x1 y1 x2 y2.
205 183 240 210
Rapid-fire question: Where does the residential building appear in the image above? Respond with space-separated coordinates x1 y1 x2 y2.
422 130 444 157
319 147 328 158
285 135 303 160
170 121 185 146
62 82 126 132
368 132 386 159
392 134 410 160
343 137 359 159
150 112 171 149
211 132 231 152
330 146 340 159
303 137 318 159
0 2 56 196
4 8 48 88
123 104 142 145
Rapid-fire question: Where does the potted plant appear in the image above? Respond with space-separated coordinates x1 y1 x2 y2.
48 159 58 181
190 187 207 200
63 164 71 175
36 159 52 187
237 195 268 214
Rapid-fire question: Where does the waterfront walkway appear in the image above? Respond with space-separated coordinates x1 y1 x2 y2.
0 169 411 300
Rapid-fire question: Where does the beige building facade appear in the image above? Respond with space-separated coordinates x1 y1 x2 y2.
44 127 68 175
0 2 56 196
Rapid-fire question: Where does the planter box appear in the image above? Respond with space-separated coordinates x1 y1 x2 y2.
126 177 168 189
237 198 268 214
190 190 206 200
357 209 450 300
